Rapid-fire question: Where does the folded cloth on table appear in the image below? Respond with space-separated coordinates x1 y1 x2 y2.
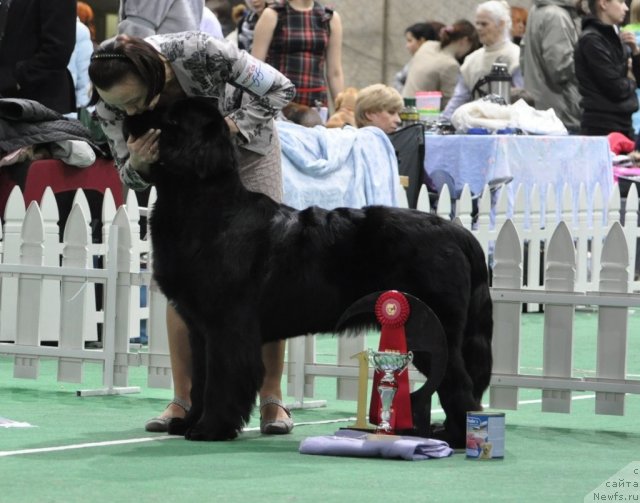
508 99 567 135
451 100 511 133
451 98 568 135
299 429 453 460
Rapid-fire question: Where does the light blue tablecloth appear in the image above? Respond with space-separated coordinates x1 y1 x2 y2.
424 134 614 225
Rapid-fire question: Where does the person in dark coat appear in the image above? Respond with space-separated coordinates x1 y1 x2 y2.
0 0 77 115
574 0 640 137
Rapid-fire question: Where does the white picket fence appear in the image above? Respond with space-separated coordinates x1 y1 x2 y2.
287 181 640 414
1 180 639 420
0 185 171 395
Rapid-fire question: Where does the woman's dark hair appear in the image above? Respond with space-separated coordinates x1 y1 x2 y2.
428 21 446 38
576 0 599 16
88 35 166 106
440 19 480 52
405 22 437 42
575 0 588 16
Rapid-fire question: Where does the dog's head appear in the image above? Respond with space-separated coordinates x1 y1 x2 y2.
123 97 236 182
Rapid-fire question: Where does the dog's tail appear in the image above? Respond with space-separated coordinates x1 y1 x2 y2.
461 238 494 404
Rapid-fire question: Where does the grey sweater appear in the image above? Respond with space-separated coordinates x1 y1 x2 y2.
118 0 203 37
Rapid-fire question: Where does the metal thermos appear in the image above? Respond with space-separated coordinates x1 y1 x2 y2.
488 62 511 104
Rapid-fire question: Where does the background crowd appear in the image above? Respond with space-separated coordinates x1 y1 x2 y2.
5 1 640 138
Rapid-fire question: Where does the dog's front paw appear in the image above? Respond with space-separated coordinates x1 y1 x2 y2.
168 417 188 436
409 415 431 438
185 420 240 441
431 422 465 449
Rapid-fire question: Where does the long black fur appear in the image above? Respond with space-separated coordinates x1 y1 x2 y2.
125 97 493 447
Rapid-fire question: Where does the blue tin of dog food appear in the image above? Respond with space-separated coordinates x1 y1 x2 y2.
466 411 505 459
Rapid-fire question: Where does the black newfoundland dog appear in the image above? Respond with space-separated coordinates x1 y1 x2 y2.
125 97 493 448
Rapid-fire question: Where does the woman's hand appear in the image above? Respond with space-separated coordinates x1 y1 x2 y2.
127 128 161 174
225 116 239 135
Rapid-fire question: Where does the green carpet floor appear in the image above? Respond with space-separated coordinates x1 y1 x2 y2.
1 311 640 503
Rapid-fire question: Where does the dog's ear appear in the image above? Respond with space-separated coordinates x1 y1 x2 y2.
195 117 237 180
156 98 237 181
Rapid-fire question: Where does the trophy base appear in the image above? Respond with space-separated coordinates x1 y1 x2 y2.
366 433 403 441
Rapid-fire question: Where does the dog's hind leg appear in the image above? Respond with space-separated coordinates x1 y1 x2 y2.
186 314 265 441
407 387 432 438
462 283 493 403
434 352 480 448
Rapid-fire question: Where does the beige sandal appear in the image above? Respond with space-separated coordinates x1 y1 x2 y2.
259 396 294 435
144 397 191 433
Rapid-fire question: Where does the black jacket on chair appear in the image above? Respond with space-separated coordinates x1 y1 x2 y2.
574 16 640 137
0 0 76 115
0 98 97 155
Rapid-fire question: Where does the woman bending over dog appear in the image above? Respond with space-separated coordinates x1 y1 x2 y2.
89 31 296 435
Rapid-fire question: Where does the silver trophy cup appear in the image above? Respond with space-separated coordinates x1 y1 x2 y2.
369 350 413 434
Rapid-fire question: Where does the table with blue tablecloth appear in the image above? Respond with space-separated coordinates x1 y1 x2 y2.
424 134 614 224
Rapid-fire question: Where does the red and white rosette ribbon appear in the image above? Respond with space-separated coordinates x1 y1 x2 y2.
369 291 413 431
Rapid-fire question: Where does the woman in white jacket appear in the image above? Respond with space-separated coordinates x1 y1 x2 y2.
441 0 522 120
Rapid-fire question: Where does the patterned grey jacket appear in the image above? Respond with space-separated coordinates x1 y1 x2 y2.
96 31 295 191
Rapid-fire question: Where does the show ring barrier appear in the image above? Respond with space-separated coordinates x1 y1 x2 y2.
1 180 639 422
